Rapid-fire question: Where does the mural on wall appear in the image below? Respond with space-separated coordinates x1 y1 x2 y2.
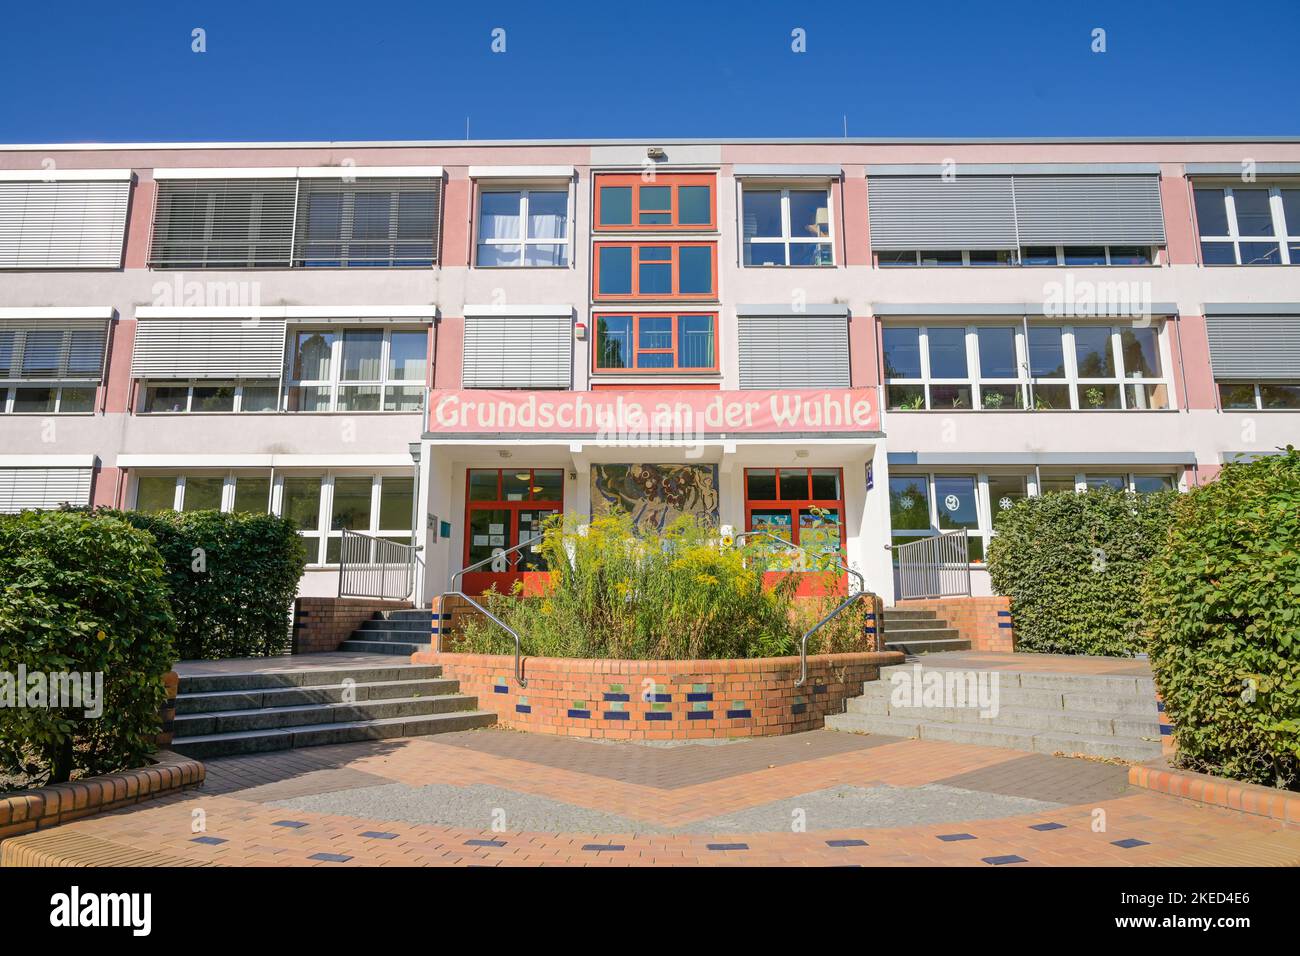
591 464 720 533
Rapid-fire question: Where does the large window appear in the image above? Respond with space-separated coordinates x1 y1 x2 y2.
593 242 716 300
743 467 844 571
464 468 564 572
0 325 105 414
285 328 426 412
878 247 1150 267
879 250 1016 267
594 173 715 231
883 323 1170 411
293 178 439 268
1195 186 1300 266
476 189 569 267
138 380 279 413
742 188 833 266
1218 381 1300 410
592 313 717 372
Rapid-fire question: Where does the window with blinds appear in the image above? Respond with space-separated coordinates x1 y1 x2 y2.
130 317 288 379
293 178 441 267
737 312 850 389
0 179 131 269
1206 315 1300 380
150 178 298 268
0 319 108 383
462 315 572 389
0 468 93 513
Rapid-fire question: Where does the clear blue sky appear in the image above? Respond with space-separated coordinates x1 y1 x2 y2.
4 0 1298 142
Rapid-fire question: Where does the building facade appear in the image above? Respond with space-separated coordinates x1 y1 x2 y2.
1 138 1297 605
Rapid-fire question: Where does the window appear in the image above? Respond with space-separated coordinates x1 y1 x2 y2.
285 328 426 412
293 178 440 268
1038 472 1177 495
0 325 106 414
476 189 569 267
594 173 715 231
150 178 298 269
593 242 716 299
742 188 833 266
744 468 844 571
592 313 717 372
132 472 273 516
1019 245 1153 266
0 178 131 269
1217 381 1300 410
138 380 279 413
464 469 564 573
879 250 1015 267
890 474 985 562
1195 186 1299 266
883 323 1171 411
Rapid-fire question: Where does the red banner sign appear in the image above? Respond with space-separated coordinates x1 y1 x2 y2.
429 388 879 435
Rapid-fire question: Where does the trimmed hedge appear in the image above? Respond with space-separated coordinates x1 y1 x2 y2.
94 509 307 659
0 511 176 786
1142 448 1300 790
987 487 1177 656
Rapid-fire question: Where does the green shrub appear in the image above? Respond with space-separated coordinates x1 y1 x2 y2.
1142 448 1300 790
456 513 874 660
0 511 175 786
987 487 1177 656
94 508 307 659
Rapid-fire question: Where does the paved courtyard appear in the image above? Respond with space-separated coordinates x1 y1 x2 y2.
6 728 1299 866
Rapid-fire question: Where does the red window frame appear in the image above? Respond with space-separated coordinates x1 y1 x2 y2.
591 312 719 374
592 241 718 301
463 468 564 578
742 467 846 559
593 173 716 231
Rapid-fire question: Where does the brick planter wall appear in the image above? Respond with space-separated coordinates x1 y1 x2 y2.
158 671 178 747
292 597 413 654
411 649 904 740
894 596 1014 652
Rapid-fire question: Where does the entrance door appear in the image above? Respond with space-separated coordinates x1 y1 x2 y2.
463 467 564 594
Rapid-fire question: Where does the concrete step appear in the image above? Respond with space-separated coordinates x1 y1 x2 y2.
175 694 479 736
359 618 430 633
178 665 442 695
171 710 498 759
884 637 972 654
347 628 431 643
176 677 461 714
338 639 431 656
881 609 939 621
857 678 1156 715
845 697 1160 737
385 609 435 621
877 663 1156 698
824 712 1163 762
881 619 955 633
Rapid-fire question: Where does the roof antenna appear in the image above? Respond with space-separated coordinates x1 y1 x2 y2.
465 116 470 140
843 115 848 138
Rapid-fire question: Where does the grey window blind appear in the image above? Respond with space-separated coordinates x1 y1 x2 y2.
130 317 288 379
462 315 572 388
1013 175 1166 245
150 178 297 268
0 468 93 513
0 180 131 268
868 176 1018 250
737 314 850 388
0 319 109 382
293 178 441 267
867 173 1166 249
1205 316 1300 380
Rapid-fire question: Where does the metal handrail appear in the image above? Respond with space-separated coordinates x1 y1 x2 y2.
734 529 870 686
886 530 972 599
443 533 544 688
338 529 420 601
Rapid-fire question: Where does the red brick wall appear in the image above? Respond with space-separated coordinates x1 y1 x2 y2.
292 597 413 654
894 596 1015 653
157 671 178 747
412 650 903 740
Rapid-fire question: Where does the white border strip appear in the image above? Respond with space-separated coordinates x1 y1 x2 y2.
153 165 442 180
152 167 296 180
116 455 414 468
462 304 574 318
135 305 437 319
468 165 574 180
0 306 114 320
295 165 443 179
0 169 132 182
0 455 97 468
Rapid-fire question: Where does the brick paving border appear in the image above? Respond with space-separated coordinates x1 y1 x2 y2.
1130 758 1300 826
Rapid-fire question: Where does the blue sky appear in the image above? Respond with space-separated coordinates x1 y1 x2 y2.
4 0 1298 142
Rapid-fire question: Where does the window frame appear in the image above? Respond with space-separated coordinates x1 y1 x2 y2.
742 467 847 569
474 186 572 268
136 380 280 414
1216 380 1300 411
592 241 718 301
741 186 835 267
593 173 717 232
1194 184 1298 266
590 312 719 374
882 321 1175 412
463 468 565 574
284 326 428 413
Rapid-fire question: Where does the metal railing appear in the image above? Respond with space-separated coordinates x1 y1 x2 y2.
888 530 972 600
735 529 869 686
443 534 543 688
338 529 420 601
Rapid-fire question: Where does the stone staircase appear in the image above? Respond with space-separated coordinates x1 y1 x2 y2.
825 660 1163 762
338 608 434 656
882 608 971 654
170 662 495 759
